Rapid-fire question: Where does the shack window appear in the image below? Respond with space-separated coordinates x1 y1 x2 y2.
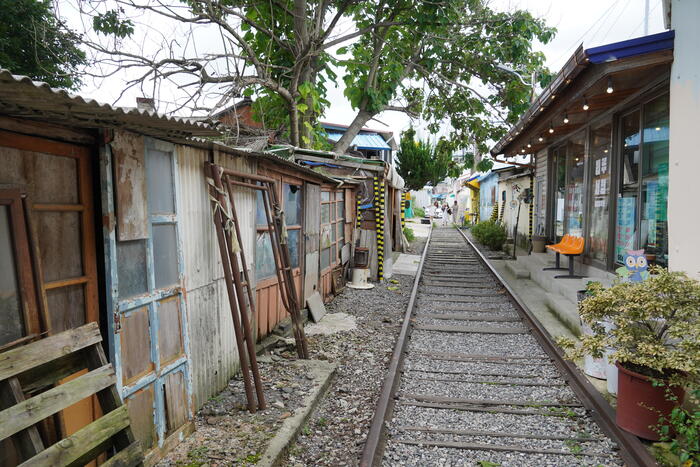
256 182 303 279
320 190 345 271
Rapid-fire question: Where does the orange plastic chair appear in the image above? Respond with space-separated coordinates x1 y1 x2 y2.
545 234 571 253
547 236 586 279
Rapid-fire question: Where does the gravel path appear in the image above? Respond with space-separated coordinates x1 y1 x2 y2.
282 266 417 466
381 228 624 467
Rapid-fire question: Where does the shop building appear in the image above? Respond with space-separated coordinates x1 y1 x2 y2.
491 31 674 274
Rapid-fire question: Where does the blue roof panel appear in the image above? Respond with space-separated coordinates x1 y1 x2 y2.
327 131 391 150
586 30 675 64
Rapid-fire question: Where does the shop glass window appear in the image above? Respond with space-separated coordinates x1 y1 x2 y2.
565 132 585 237
640 95 669 267
588 122 612 263
615 111 641 263
553 147 566 238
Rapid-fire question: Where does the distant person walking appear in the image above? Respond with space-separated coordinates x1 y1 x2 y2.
452 200 459 225
441 203 449 226
428 201 439 224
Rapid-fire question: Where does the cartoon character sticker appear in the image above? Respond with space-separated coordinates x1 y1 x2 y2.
615 249 650 283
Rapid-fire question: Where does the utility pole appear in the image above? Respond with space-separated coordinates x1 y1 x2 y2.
644 0 650 35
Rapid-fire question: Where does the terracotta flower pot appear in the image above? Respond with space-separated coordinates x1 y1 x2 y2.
615 362 684 440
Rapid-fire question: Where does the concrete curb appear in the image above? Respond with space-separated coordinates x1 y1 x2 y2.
257 360 337 467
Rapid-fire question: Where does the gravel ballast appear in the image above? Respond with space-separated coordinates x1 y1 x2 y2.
380 228 624 466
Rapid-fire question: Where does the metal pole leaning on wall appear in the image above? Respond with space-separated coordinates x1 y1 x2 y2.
205 162 259 413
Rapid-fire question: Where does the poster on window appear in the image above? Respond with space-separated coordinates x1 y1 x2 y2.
615 197 636 263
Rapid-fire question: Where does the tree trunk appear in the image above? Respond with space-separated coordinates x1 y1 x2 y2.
289 102 300 147
332 109 373 155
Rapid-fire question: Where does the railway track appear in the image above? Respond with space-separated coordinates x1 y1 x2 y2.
361 227 657 467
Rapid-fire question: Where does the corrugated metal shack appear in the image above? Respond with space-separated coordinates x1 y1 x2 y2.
0 70 359 464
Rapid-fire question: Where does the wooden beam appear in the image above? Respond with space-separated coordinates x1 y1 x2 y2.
0 364 115 441
0 322 101 381
18 406 129 467
293 153 384 172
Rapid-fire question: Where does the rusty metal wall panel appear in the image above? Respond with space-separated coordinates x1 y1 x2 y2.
176 146 255 408
111 130 149 241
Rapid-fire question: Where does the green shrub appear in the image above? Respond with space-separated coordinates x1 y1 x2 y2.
403 226 415 242
414 206 425 218
471 220 507 250
655 386 700 466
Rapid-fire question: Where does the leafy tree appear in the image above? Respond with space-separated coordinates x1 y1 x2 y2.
82 1 553 152
396 127 460 191
0 0 86 90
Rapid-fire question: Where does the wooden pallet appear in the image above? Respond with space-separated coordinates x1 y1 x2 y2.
0 322 142 466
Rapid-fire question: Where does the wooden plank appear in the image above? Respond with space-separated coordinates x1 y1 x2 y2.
0 378 44 459
397 439 597 457
18 406 130 467
399 426 603 442
0 364 115 441
101 441 143 467
402 401 582 418
83 344 136 452
403 394 582 407
417 313 520 322
111 130 148 241
413 351 544 362
414 324 527 334
0 322 101 381
411 376 566 387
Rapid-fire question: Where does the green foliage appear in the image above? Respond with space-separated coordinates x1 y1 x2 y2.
92 8 134 38
396 127 461 190
79 0 553 152
471 220 507 250
0 0 86 90
558 267 700 377
403 226 415 242
414 206 425 218
655 387 700 466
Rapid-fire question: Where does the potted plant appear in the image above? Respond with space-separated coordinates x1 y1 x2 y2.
559 268 700 440
577 281 607 380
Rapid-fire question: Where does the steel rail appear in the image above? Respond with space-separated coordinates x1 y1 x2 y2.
359 227 432 467
359 227 657 467
454 228 657 467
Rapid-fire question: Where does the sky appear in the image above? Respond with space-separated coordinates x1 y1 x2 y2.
60 0 667 144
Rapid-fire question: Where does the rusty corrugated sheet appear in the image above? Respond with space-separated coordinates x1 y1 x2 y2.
0 69 220 140
176 144 257 408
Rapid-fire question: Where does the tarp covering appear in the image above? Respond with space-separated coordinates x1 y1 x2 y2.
326 132 391 150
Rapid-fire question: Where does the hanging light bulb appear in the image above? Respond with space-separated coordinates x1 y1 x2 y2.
538 135 544 142
548 122 554 134
582 97 589 111
521 148 526 153
527 141 532 148
606 76 614 94
563 113 569 124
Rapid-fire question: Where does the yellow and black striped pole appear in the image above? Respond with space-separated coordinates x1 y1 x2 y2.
529 172 534 241
356 193 362 229
374 176 385 281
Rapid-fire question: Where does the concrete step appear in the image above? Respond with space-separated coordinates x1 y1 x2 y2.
505 260 530 279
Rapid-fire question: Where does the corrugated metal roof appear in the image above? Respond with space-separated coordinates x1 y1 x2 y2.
0 69 221 140
326 131 391 150
491 31 675 156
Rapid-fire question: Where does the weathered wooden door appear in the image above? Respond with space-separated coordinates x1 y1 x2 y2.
0 129 100 457
104 134 192 460
303 182 320 302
